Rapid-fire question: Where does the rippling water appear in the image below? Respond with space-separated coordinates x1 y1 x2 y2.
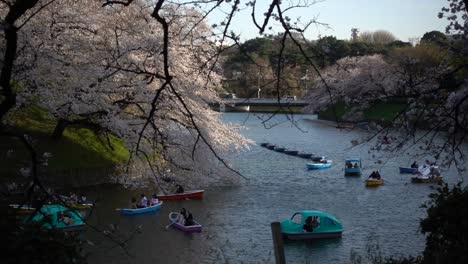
87 113 466 264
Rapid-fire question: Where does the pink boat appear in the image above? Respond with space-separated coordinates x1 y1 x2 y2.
168 212 202 233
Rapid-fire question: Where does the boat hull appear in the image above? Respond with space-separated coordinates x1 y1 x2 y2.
399 167 418 174
366 179 384 186
306 162 332 170
158 190 204 201
284 150 299 155
283 231 342 241
411 177 443 183
345 168 361 176
118 202 163 215
169 212 202 233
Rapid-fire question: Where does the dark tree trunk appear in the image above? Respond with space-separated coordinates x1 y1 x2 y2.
51 119 69 140
0 0 40 121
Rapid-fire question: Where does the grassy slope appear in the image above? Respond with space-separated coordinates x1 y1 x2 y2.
1 106 129 178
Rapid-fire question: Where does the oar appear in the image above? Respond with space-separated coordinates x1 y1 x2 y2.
165 221 175 229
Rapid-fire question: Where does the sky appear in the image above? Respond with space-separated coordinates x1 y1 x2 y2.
208 0 450 42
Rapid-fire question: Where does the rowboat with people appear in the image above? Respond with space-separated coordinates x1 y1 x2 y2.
168 212 202 233
117 201 163 215
158 190 204 200
365 179 384 187
281 210 343 240
306 160 332 170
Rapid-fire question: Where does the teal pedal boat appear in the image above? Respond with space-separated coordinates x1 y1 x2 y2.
25 205 85 232
280 210 343 240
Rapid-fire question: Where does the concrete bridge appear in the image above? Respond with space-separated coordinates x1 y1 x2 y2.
212 98 310 113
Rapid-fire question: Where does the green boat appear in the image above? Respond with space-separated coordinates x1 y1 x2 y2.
25 205 85 232
280 210 343 240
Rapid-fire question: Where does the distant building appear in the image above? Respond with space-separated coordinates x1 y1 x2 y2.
351 28 359 41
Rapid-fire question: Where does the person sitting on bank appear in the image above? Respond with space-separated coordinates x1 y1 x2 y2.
185 212 195 226
130 197 137 209
175 184 184 194
303 216 314 232
150 194 159 206
137 194 148 208
411 161 418 168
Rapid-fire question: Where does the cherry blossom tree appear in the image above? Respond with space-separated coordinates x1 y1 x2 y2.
305 49 467 170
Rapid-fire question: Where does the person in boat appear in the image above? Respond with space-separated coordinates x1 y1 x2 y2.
57 211 65 223
346 162 353 168
69 192 78 204
63 211 74 225
77 193 87 204
185 212 195 226
411 161 418 168
375 171 381 180
138 194 148 208
178 208 187 225
303 216 314 232
369 171 377 179
130 197 138 209
312 216 320 228
175 184 184 194
353 163 359 168
150 194 159 206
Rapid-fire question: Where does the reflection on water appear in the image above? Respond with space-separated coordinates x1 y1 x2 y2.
86 113 466 263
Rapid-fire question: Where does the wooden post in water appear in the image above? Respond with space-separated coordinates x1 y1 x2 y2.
271 221 286 264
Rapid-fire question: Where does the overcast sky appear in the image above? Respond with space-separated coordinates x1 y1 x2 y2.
208 0 450 42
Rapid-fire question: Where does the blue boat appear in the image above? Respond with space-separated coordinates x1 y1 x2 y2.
281 210 343 240
117 201 163 215
345 158 361 176
399 167 418 174
306 160 332 169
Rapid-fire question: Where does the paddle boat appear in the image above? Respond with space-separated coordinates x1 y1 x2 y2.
336 124 354 129
168 212 202 233
58 195 95 210
274 147 286 152
345 158 361 176
25 205 85 232
366 179 384 187
117 201 163 215
306 160 332 170
158 190 204 200
411 165 443 183
280 210 343 240
297 153 313 159
284 150 299 155
266 144 276 150
399 167 419 174
9 204 36 214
